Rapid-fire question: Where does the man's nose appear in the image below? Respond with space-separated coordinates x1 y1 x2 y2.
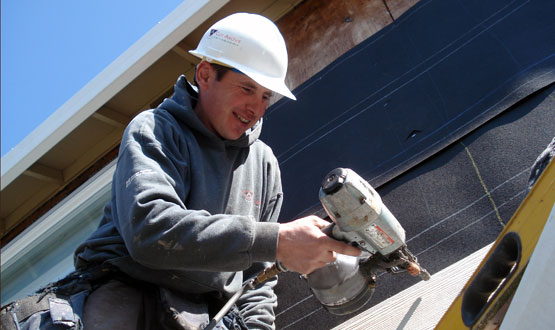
246 96 266 117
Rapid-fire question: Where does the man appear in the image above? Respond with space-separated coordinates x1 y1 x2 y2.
75 13 360 329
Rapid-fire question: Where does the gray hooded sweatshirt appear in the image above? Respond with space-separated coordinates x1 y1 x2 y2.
74 75 283 328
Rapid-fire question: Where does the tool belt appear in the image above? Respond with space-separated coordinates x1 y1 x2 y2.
0 265 114 330
1 290 88 330
1 265 248 330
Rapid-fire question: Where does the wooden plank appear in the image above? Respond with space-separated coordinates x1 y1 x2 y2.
261 0 304 21
2 182 60 237
385 0 420 20
332 243 492 330
277 0 394 90
62 129 123 183
92 106 131 128
24 163 64 184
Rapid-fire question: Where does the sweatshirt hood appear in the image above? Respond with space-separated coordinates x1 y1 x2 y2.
159 75 262 148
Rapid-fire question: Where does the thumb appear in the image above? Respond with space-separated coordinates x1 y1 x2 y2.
310 216 332 229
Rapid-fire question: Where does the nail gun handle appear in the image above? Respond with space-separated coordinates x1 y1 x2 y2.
321 222 352 245
321 223 335 237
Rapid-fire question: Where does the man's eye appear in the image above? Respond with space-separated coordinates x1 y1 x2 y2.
241 86 252 93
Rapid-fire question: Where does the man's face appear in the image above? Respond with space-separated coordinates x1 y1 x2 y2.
195 62 273 140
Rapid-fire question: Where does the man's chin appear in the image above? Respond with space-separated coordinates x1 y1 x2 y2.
221 130 245 141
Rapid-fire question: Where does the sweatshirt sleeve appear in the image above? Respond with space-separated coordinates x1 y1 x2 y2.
111 114 280 272
236 157 283 329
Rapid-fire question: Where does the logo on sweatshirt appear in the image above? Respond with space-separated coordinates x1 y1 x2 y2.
242 190 261 207
125 169 155 188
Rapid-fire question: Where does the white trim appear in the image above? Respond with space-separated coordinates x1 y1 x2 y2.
1 160 116 270
1 0 229 189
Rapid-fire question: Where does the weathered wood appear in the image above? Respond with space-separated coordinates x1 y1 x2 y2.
386 0 420 19
277 0 419 91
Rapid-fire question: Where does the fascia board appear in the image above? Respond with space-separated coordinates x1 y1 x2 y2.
1 160 116 270
1 0 229 190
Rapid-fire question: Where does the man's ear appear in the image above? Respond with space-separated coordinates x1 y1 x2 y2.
195 61 212 90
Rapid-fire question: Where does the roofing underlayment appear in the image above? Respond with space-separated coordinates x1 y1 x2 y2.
261 0 555 328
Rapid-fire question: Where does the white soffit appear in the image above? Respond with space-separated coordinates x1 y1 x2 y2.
1 0 229 190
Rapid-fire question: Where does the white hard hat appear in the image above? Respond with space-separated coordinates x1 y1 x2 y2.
189 13 296 100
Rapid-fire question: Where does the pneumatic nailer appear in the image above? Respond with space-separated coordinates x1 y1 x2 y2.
307 168 431 315
207 168 430 328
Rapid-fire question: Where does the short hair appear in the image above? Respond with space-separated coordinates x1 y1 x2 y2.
210 63 232 81
194 62 231 87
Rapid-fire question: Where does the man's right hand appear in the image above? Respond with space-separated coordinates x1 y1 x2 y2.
276 215 361 274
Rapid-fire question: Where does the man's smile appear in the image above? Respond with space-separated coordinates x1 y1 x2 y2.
236 113 251 124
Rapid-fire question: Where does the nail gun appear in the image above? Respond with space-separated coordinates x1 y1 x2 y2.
207 168 430 327
307 168 431 315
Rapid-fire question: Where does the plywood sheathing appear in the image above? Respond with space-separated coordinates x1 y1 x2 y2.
277 0 419 92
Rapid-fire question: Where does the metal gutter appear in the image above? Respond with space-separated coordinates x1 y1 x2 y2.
1 0 229 190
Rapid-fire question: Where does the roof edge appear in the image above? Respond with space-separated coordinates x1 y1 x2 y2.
1 0 229 190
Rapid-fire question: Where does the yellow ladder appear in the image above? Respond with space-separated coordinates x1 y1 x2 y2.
435 159 555 329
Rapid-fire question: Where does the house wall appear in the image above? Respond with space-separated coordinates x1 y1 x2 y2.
1 0 420 307
278 0 419 92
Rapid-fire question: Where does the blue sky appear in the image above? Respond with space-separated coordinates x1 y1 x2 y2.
1 0 184 156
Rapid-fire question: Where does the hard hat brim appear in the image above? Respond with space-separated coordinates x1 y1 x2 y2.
189 50 296 101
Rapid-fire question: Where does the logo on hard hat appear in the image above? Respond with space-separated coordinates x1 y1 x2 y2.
207 29 241 47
